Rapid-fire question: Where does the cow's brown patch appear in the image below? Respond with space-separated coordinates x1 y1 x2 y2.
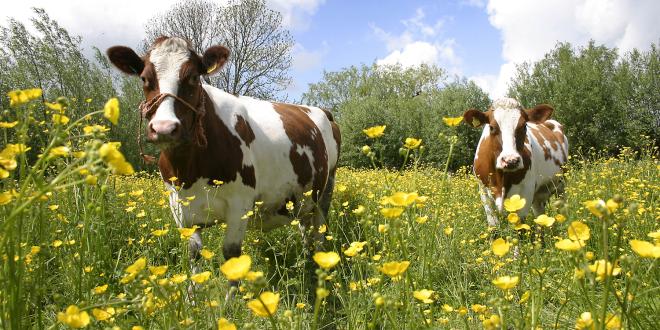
272 103 328 201
234 115 255 146
158 91 257 189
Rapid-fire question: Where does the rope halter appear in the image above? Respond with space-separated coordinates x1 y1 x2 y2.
137 87 207 164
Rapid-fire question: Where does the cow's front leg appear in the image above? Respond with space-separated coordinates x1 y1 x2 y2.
479 184 499 226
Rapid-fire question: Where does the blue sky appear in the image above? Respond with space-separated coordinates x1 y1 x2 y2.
287 0 502 99
4 0 659 101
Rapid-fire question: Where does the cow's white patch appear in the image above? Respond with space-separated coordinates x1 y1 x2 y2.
149 38 190 126
492 98 523 170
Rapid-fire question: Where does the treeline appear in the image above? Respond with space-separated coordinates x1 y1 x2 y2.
304 42 659 169
1 9 658 172
0 9 153 169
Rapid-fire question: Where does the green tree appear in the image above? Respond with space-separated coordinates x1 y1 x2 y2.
509 41 659 153
303 64 490 169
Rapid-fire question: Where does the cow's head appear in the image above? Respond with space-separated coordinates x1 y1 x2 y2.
106 36 229 148
463 98 553 171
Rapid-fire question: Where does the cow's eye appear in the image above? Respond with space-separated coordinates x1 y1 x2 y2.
489 125 499 134
140 76 149 88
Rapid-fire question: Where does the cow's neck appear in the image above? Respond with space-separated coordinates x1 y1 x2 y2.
158 91 248 189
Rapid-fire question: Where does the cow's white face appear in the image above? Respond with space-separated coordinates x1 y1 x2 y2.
107 36 229 148
490 98 526 171
147 38 191 141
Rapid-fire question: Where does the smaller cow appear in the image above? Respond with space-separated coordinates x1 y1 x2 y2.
463 98 568 225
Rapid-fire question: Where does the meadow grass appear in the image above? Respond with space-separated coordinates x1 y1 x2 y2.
0 92 658 329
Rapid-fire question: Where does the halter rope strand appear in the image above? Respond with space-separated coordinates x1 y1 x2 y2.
137 88 207 164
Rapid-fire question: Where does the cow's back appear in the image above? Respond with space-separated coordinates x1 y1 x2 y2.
204 86 339 211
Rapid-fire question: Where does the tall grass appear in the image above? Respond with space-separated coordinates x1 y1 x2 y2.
1 91 658 329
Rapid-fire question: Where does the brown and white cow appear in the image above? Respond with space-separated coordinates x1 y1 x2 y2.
107 37 340 281
463 98 568 226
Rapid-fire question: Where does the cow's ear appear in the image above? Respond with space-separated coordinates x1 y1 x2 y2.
201 46 230 75
463 109 488 128
107 46 144 75
526 104 554 123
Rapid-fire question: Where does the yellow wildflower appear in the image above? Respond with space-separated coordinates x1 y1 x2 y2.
492 275 519 290
482 314 500 330
629 240 660 258
575 312 594 330
555 239 583 251
57 305 90 328
0 191 13 205
104 98 120 125
380 260 410 278
247 291 280 317
584 199 606 218
178 226 199 239
313 251 341 270
7 88 42 107
385 191 419 207
149 265 168 276
92 307 115 322
503 195 526 212
220 255 252 281
413 289 434 303
49 146 70 158
442 116 463 127
362 125 386 138
217 318 237 330
52 114 70 125
190 271 212 284
200 249 215 260
533 214 555 227
491 238 510 257
92 284 108 294
588 260 621 281
0 121 19 128
566 222 590 242
380 207 404 218
403 137 422 149
507 213 520 224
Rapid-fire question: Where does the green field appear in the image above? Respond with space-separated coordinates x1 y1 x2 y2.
1 93 659 329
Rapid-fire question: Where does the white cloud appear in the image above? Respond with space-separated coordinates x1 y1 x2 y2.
373 8 460 71
292 42 328 72
1 0 323 56
475 0 660 98
268 0 325 31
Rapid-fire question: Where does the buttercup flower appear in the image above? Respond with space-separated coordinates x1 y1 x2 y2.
588 260 621 281
442 116 463 127
504 195 526 212
380 207 404 218
313 251 341 270
568 221 591 241
403 137 422 149
190 271 212 284
363 125 386 138
220 255 252 280
380 261 410 278
413 289 434 303
104 97 120 125
629 240 660 258
247 291 280 317
492 275 519 290
57 305 90 328
492 238 510 257
217 318 237 330
533 214 555 227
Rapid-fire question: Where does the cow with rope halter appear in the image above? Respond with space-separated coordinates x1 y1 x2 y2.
107 36 341 291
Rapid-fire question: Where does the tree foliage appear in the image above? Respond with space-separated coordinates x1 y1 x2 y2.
508 41 659 153
144 0 293 100
303 64 491 169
